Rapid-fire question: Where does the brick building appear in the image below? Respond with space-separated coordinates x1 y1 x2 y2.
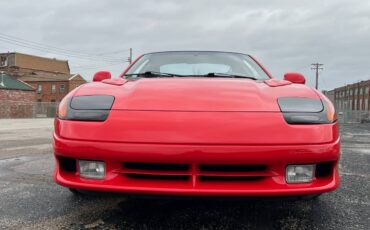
322 90 335 104
324 79 370 111
0 73 36 118
18 72 86 102
0 52 86 102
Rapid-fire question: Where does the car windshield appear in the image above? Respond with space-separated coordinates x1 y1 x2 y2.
125 51 270 80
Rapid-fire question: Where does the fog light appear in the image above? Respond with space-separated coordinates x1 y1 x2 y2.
286 164 315 183
78 160 105 179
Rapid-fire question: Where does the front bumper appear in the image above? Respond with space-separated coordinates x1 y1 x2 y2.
53 134 340 196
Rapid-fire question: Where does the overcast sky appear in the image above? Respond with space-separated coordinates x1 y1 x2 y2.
0 0 369 90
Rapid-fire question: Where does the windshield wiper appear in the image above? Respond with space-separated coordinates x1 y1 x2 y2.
204 73 258 80
125 71 258 80
125 71 184 78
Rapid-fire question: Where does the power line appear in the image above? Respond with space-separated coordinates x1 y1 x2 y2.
96 49 131 56
0 37 124 63
0 35 115 60
0 33 135 74
292 64 311 72
311 63 324 90
320 71 329 89
0 37 125 63
72 62 127 71
0 33 94 55
0 33 130 63
0 32 128 59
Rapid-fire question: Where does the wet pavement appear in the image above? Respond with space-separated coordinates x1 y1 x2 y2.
0 119 369 229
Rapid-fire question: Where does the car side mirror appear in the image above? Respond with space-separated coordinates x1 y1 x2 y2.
93 71 111 82
284 72 306 84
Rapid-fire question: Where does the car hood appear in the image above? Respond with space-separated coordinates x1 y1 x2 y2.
75 78 320 112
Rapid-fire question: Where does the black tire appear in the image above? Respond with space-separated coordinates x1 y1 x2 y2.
298 194 322 201
68 188 123 198
68 188 84 195
68 188 96 196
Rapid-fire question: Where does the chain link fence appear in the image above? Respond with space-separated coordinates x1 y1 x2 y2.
0 102 59 119
337 110 370 123
1 102 370 123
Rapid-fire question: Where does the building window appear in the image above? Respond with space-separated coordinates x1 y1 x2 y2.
0 56 7 67
60 84 65 93
359 99 363 110
365 99 369 111
355 88 358 95
37 84 42 94
366 87 369 94
51 84 56 94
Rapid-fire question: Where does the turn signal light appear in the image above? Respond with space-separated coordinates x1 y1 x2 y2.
56 96 70 119
57 95 114 121
278 97 337 124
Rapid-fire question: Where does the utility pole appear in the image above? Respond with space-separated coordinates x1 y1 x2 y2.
128 48 133 64
311 63 324 90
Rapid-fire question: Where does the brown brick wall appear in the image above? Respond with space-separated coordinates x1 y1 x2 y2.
334 80 370 111
0 89 36 118
68 74 87 91
28 81 69 102
20 79 86 103
69 80 86 91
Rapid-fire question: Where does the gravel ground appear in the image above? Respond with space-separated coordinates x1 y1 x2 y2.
0 118 369 230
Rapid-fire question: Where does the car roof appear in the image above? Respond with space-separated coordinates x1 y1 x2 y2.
144 51 250 56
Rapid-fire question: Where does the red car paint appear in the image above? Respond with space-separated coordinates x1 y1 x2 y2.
53 52 340 196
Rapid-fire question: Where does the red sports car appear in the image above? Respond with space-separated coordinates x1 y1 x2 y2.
53 51 340 198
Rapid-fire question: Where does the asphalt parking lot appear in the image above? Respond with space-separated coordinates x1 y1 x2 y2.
0 119 369 230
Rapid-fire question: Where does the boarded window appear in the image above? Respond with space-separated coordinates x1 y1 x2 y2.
37 85 42 94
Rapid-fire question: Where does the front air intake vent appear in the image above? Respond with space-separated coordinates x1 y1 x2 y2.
199 164 267 172
123 162 189 171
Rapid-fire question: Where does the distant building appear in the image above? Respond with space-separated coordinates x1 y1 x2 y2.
0 52 87 102
0 52 70 73
0 72 36 118
325 80 370 111
322 90 335 104
17 72 86 102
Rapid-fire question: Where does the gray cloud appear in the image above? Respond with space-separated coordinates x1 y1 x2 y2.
0 0 369 90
